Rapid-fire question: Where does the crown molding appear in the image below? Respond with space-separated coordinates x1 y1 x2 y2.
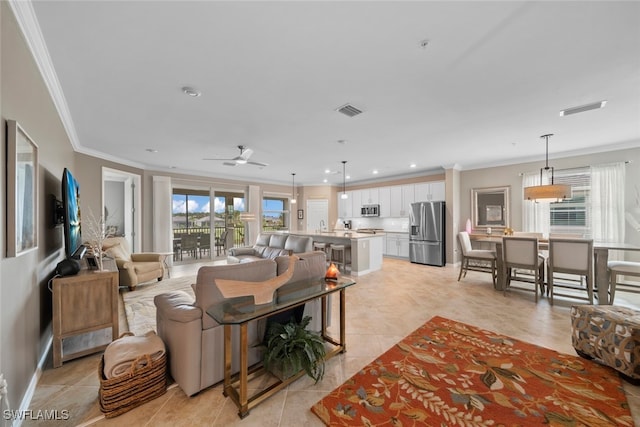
8 0 81 151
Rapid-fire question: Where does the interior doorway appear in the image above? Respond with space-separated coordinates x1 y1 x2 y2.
306 199 329 232
102 167 141 252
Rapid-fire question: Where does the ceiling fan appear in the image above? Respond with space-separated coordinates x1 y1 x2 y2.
203 145 268 167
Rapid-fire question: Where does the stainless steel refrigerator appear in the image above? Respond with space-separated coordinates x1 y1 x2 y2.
409 201 446 266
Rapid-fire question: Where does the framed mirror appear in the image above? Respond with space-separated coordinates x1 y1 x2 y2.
471 186 510 230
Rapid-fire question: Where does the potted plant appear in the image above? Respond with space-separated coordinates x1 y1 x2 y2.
263 316 326 383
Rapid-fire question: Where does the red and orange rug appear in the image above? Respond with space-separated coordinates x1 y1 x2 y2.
311 316 632 426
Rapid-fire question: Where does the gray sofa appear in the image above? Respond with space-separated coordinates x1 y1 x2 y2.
154 251 326 396
227 232 313 263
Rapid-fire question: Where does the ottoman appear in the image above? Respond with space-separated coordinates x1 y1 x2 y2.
570 304 640 383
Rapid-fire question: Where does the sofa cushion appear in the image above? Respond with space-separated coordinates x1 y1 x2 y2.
255 233 272 246
276 251 326 282
195 259 277 329
284 235 312 253
262 247 289 260
269 234 288 249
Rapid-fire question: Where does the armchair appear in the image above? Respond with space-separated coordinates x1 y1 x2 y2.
102 237 164 290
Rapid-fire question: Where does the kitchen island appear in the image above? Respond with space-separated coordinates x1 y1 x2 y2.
288 231 384 276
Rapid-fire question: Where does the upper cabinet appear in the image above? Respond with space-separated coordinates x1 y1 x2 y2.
341 180 446 219
415 181 446 202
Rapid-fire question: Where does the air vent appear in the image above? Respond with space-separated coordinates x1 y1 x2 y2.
560 100 607 116
336 103 364 117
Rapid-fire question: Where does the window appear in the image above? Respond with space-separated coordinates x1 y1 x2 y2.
172 190 211 235
549 168 590 235
262 197 288 231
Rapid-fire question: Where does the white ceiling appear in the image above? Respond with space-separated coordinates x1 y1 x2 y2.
24 1 640 186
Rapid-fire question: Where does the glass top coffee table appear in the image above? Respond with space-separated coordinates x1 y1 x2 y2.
207 276 356 418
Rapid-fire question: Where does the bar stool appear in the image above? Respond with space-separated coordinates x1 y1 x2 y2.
313 242 329 264
329 244 350 273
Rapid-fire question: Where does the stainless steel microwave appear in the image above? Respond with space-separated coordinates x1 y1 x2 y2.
361 204 380 217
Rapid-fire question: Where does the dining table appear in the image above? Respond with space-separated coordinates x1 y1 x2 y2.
474 235 640 304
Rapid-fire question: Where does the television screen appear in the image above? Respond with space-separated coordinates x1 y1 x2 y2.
62 168 82 258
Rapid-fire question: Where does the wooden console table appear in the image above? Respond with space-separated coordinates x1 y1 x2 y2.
51 259 119 367
207 276 356 418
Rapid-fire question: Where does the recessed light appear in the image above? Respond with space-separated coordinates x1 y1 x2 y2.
324 169 331 174
323 178 328 183
346 175 350 180
146 148 158 153
182 86 201 97
409 163 416 168
372 170 378 175
419 39 430 49
337 139 346 145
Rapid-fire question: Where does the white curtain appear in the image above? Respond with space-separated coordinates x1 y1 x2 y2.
591 162 625 244
522 172 550 236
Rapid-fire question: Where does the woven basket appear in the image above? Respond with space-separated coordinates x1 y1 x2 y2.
98 334 167 418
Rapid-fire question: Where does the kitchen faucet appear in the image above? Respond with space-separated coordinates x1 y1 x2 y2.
319 220 326 231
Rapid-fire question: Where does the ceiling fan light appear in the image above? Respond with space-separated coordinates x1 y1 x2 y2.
235 159 247 164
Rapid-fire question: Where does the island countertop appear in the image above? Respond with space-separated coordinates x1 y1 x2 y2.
284 230 385 239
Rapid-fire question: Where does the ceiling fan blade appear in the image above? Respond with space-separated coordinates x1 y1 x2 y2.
240 148 254 160
203 157 235 161
247 161 268 167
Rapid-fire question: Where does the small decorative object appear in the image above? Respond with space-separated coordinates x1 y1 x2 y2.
487 227 492 236
84 208 112 271
504 227 514 236
325 263 340 281
263 315 326 383
297 209 304 220
215 255 298 304
465 218 472 234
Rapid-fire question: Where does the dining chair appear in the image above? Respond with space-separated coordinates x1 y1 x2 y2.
199 233 211 258
215 230 229 256
502 236 545 302
457 231 497 288
180 234 199 259
547 238 593 305
608 261 640 303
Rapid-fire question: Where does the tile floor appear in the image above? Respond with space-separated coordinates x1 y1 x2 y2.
23 257 640 426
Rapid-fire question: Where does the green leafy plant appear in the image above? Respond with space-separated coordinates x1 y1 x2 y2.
263 316 326 383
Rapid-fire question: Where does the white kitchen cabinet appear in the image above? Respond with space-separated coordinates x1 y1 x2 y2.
401 185 415 217
384 232 409 258
414 181 446 202
337 191 353 218
351 190 362 217
389 186 403 217
361 188 379 205
378 187 391 217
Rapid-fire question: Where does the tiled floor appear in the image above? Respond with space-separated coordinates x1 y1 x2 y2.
24 257 640 426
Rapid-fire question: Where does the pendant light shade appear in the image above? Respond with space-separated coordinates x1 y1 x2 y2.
291 173 297 204
524 134 571 203
341 161 348 199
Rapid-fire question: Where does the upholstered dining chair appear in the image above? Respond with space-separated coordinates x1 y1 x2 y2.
547 238 593 305
608 261 640 303
457 231 497 288
502 236 545 302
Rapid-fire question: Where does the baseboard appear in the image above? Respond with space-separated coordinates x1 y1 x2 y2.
12 335 52 427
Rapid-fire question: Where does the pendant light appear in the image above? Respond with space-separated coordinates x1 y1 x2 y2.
291 173 297 204
524 134 571 203
341 161 348 199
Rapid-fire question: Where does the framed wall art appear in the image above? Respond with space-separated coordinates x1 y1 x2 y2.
6 120 39 257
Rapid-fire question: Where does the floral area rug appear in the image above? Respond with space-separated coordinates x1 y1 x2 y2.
311 316 632 426
121 276 195 336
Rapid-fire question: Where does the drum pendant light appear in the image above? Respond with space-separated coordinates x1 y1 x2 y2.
341 161 348 199
291 173 297 204
524 134 571 203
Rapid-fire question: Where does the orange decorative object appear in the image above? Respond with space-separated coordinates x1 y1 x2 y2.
325 263 339 281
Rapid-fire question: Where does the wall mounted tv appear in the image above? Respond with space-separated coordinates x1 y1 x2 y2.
62 168 83 259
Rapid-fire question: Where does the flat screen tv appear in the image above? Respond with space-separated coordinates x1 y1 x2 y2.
62 168 83 258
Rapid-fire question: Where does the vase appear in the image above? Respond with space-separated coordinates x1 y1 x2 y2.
465 218 472 234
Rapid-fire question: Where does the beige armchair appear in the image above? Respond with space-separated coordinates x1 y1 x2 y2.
103 237 164 290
